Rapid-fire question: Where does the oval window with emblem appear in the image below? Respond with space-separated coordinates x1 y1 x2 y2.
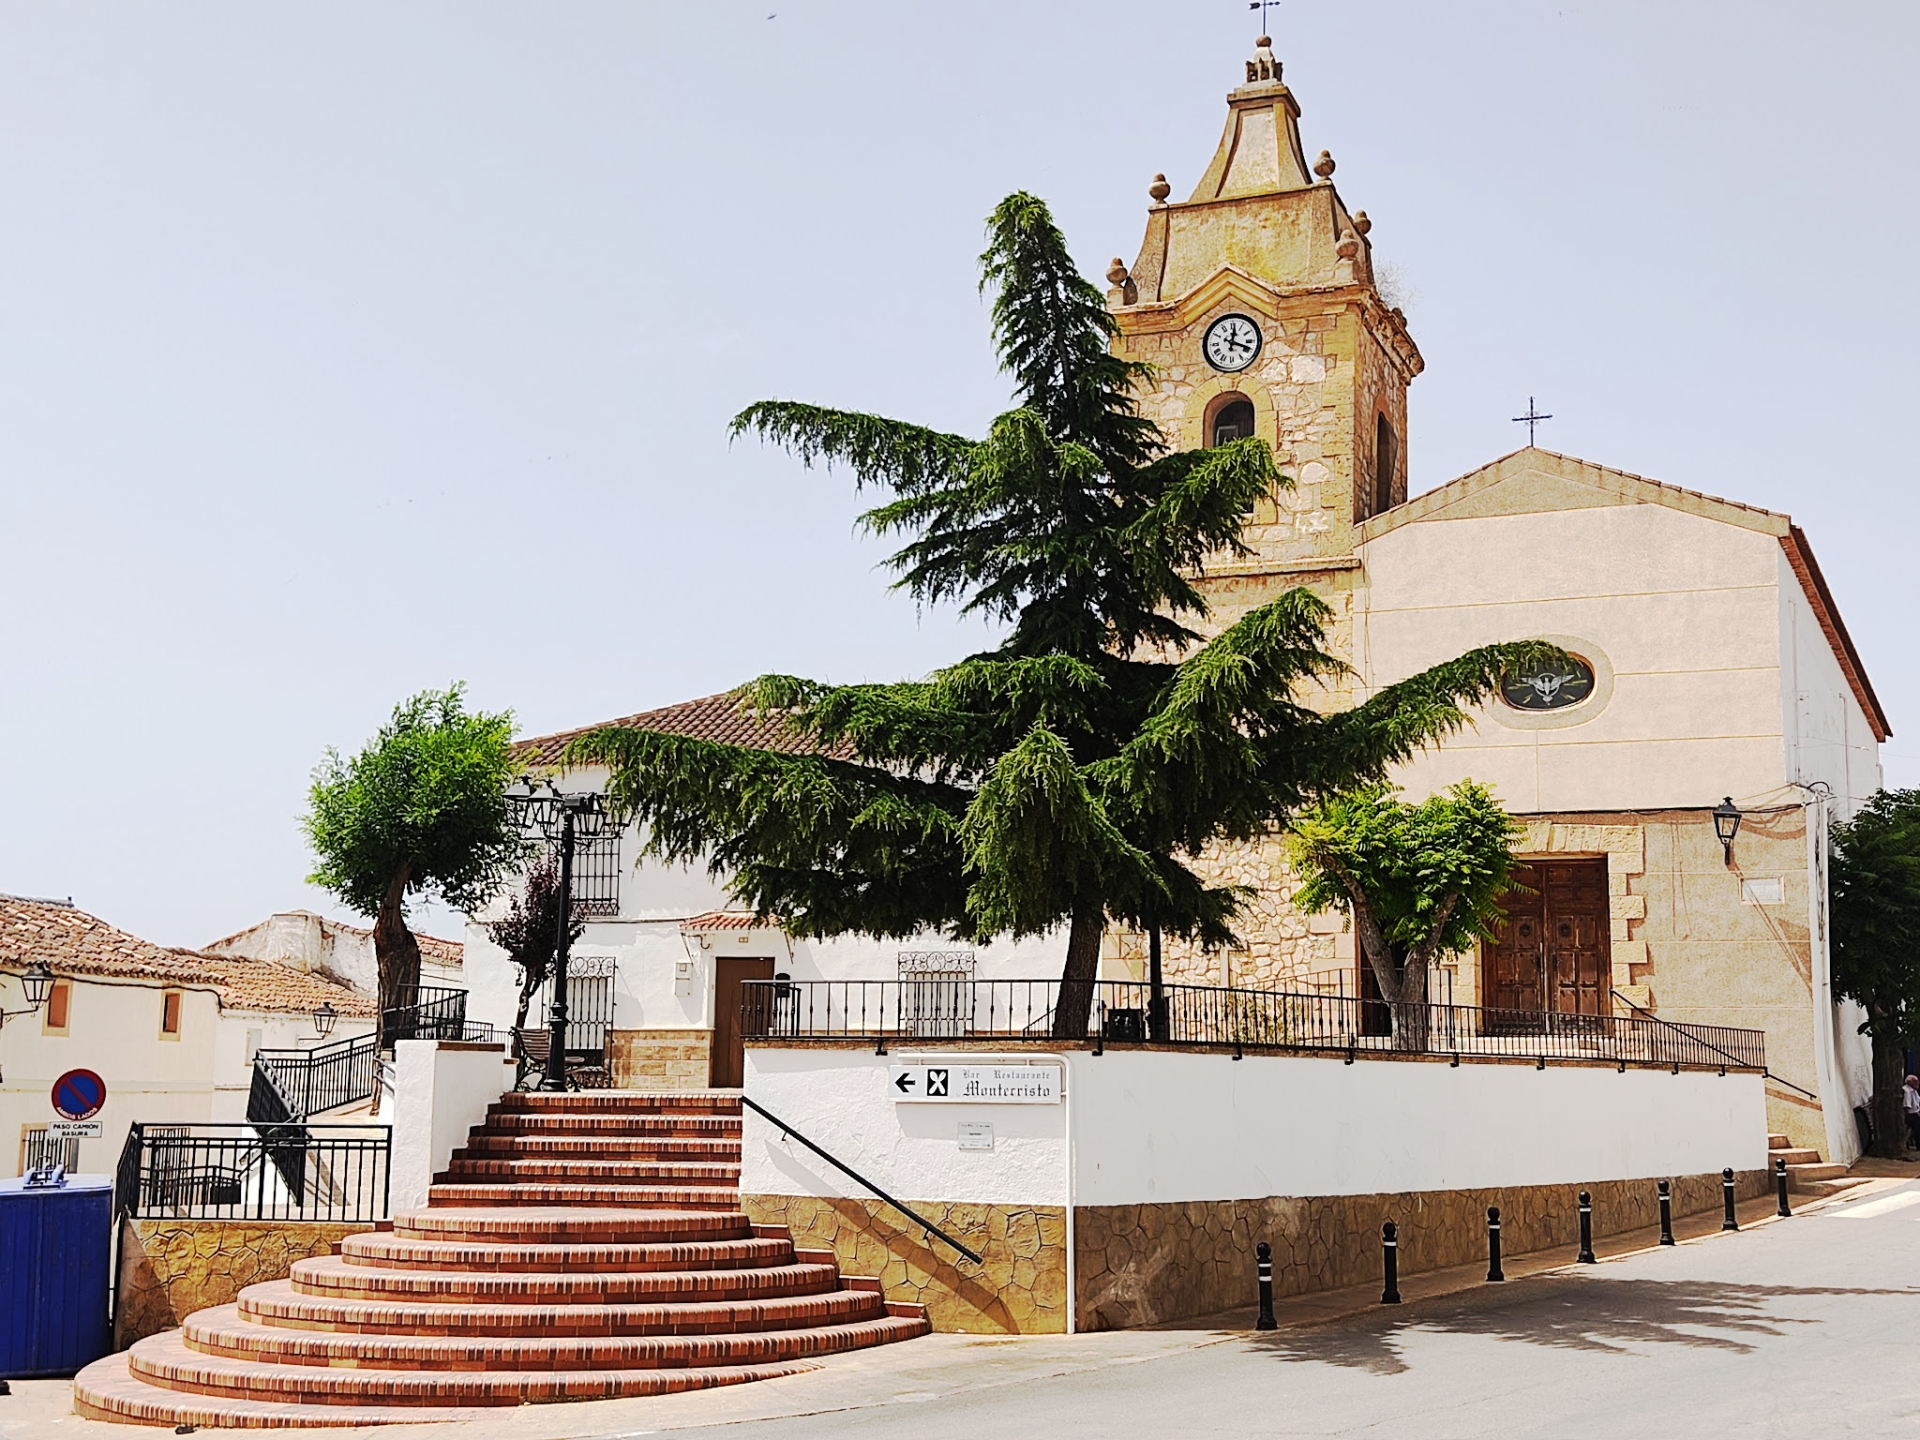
1500 655 1596 711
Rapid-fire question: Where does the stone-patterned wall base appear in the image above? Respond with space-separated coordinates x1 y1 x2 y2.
742 1193 1067 1334
1075 1168 1771 1330
609 1027 713 1090
115 1218 374 1349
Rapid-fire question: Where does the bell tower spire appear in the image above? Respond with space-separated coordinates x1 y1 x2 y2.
1104 37 1424 650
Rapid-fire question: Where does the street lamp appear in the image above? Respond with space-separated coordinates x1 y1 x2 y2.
1 962 55 1027
1712 797 1742 868
504 777 609 1091
312 1001 337 1039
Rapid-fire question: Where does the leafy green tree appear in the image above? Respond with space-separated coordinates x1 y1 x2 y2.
484 852 586 1038
306 686 525 1069
1287 782 1522 1047
572 193 1554 1038
1830 788 1920 1158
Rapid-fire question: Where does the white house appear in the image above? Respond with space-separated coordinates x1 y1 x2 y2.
0 895 374 1179
203 910 463 996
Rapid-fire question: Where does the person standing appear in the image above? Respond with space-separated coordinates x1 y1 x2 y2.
1905 1074 1920 1153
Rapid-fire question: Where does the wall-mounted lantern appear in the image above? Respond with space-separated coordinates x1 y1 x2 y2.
1712 797 1743 868
313 1001 338 1039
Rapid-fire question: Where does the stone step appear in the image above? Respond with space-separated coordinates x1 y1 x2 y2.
1769 1147 1822 1167
287 1256 843 1306
338 1230 794 1275
455 1134 741 1160
126 1317 926 1405
490 1090 742 1115
112 1329 829 1411
73 1350 501 1428
1788 1161 1848 1186
394 1205 752 1245
219 1285 885 1346
436 1157 742 1184
1767 1133 1791 1149
427 1181 742 1210
480 1111 741 1137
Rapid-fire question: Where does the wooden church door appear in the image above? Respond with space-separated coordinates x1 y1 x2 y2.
1485 859 1609 1019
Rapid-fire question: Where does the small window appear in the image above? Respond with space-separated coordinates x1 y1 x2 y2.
1211 397 1256 446
161 991 183 1037
20 1124 79 1176
43 980 70 1034
1373 413 1397 516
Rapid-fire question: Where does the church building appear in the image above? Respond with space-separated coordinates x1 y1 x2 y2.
472 38 1884 1171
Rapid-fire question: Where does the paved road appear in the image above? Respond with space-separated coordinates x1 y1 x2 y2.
708 1184 1920 1440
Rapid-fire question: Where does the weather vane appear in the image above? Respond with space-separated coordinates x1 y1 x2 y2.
1248 1 1281 38
1512 397 1553 446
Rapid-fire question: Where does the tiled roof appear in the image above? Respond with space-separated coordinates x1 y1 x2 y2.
0 896 376 1017
202 911 463 970
680 911 767 932
515 692 850 768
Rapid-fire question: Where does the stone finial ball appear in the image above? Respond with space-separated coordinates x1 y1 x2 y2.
1107 258 1130 285
1352 210 1372 236
1149 173 1172 202
1335 230 1360 260
1313 150 1336 180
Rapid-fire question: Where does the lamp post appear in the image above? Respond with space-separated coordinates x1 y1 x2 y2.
1712 797 1742 868
503 777 609 1092
0 962 55 1027
312 1002 337 1040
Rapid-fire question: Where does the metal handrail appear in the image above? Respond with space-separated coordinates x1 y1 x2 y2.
739 1095 983 1265
1610 988 1816 1100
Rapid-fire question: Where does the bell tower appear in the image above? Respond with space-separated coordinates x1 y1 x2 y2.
1106 37 1422 643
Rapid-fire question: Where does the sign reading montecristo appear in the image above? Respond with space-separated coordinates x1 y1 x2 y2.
889 1063 1062 1104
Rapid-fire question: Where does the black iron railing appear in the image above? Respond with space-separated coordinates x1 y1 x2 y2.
114 1122 389 1223
251 1032 380 1123
741 978 1767 1072
384 985 469 1043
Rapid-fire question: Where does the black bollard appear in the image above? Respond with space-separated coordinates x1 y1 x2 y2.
1657 1179 1675 1245
1776 1157 1792 1218
1381 1221 1402 1304
1486 1206 1505 1282
1721 1167 1739 1232
1577 1191 1596 1264
1255 1241 1276 1330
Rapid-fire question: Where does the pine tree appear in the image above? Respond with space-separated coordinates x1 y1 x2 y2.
571 193 1554 1037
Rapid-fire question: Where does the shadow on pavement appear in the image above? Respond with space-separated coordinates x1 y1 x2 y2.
1242 1278 1920 1375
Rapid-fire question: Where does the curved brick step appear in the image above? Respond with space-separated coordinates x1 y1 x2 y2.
73 1351 497 1428
492 1091 742 1114
456 1134 741 1160
396 1206 749 1243
129 1318 919 1405
205 1287 888 1354
428 1181 740 1209
286 1256 843 1305
339 1230 794 1274
113 1330 826 1412
482 1112 741 1137
437 1157 742 1183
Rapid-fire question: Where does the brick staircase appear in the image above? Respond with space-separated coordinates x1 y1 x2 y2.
75 1091 929 1428
1769 1131 1859 1196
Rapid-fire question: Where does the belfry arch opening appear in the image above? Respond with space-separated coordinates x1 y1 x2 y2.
1208 394 1256 446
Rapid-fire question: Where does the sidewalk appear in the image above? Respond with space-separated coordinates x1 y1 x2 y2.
1 1176 1902 1440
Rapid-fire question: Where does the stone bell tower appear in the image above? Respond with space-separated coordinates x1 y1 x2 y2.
1106 36 1423 651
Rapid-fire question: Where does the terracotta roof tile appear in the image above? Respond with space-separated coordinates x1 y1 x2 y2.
0 896 376 1017
680 911 766 932
515 692 849 768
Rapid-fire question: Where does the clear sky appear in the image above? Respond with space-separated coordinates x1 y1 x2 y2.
2 2 1913 947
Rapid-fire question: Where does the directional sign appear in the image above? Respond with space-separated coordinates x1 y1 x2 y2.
888 1062 1061 1105
51 1068 107 1122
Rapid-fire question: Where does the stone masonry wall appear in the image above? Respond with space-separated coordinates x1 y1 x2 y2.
609 1027 713 1090
742 1194 1068 1335
115 1218 373 1350
1075 1168 1771 1331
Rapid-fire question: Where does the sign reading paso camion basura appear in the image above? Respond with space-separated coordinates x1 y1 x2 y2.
888 1062 1062 1104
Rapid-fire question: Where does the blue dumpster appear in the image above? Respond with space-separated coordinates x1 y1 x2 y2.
0 1174 112 1378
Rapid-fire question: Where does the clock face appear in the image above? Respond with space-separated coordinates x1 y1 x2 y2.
1500 657 1596 711
1203 314 1262 373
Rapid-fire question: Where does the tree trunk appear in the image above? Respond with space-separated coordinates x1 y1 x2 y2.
1052 904 1106 1040
1869 1030 1908 1160
371 864 421 1116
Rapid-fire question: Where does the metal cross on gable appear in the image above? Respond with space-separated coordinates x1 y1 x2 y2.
1512 397 1553 446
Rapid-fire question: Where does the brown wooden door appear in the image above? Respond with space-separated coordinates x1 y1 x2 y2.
710 957 775 1089
1485 859 1608 1019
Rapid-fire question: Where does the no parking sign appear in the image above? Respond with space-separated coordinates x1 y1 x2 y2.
51 1068 107 1121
